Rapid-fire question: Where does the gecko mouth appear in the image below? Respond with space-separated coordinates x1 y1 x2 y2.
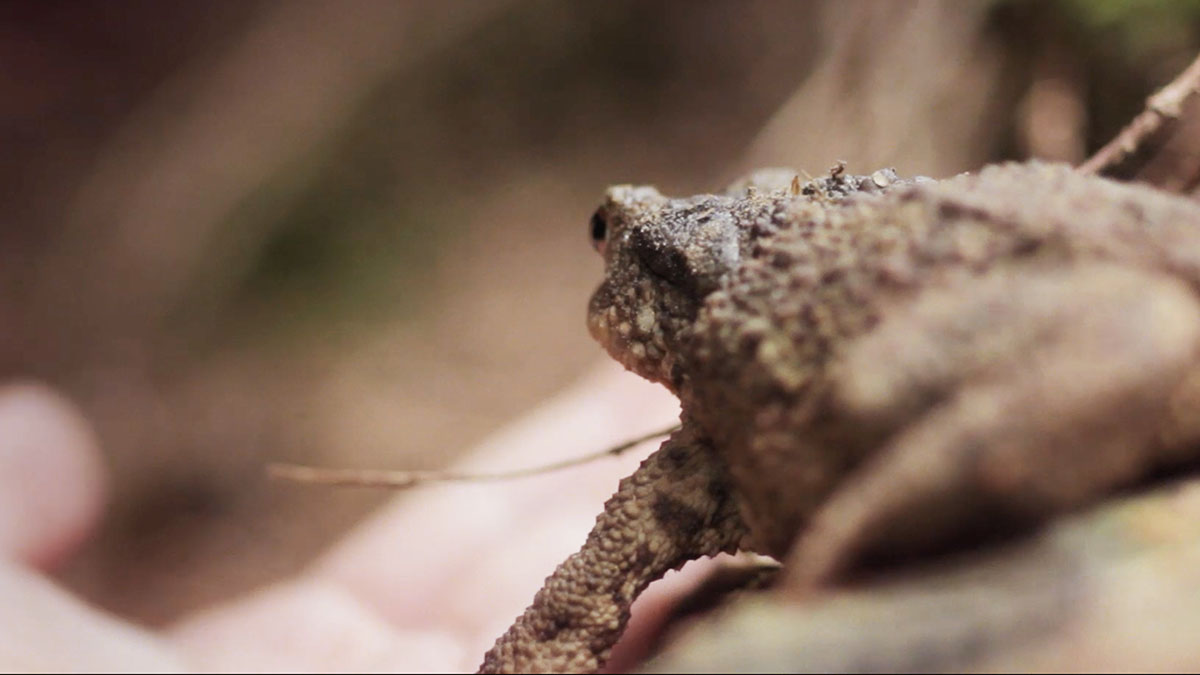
587 284 644 365
588 278 688 390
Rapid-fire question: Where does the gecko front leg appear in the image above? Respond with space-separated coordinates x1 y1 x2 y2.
478 421 747 673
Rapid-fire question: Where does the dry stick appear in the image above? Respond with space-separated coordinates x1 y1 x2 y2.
268 424 680 488
1079 51 1200 176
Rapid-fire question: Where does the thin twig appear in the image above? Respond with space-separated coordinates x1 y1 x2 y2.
1079 51 1200 176
267 424 680 488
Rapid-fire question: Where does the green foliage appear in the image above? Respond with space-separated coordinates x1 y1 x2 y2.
1058 0 1200 56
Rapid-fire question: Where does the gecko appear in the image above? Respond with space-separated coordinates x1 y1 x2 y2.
478 162 1200 672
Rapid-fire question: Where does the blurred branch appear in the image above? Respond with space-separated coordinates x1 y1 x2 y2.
268 424 678 489
736 0 1001 179
1079 51 1200 181
32 0 514 365
1017 40 1086 163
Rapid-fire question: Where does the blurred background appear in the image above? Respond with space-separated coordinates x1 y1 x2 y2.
5 0 1200 625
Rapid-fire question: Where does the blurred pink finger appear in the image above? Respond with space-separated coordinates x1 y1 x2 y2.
0 382 106 567
0 559 180 670
312 362 682 658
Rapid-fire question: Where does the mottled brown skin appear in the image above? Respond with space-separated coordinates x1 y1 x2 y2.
477 424 744 673
479 162 1200 672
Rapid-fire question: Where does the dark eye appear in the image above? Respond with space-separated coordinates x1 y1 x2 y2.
590 209 608 253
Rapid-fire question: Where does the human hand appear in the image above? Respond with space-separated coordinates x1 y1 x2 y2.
0 364 708 672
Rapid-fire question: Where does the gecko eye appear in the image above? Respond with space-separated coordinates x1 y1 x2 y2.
590 209 608 253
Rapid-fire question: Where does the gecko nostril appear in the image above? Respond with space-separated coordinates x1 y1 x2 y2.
590 209 608 253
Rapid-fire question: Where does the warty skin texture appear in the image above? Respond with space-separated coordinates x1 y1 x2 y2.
480 162 1200 672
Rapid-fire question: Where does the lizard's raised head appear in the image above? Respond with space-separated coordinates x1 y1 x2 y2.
587 172 795 390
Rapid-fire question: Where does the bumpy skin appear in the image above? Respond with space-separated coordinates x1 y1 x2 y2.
480 162 1200 672
478 424 746 673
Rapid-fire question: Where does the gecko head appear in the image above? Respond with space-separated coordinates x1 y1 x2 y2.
587 174 792 390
